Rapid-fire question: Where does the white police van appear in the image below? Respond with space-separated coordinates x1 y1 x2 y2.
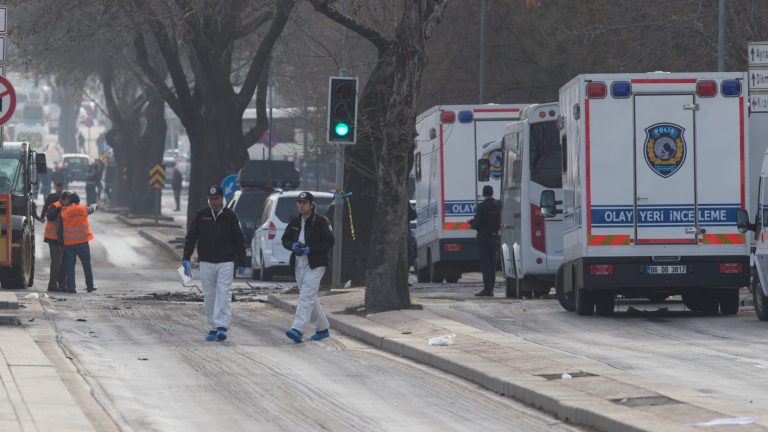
738 150 768 320
414 104 529 283
549 72 750 316
478 102 563 297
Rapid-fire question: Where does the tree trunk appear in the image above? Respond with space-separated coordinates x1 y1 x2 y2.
56 86 83 154
129 90 167 216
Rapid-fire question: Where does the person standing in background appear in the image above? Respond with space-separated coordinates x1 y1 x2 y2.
172 168 183 212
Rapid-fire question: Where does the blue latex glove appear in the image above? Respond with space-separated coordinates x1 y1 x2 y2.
182 260 193 279
299 247 310 256
238 267 245 275
291 242 301 253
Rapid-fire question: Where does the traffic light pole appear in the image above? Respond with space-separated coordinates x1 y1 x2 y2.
331 67 347 289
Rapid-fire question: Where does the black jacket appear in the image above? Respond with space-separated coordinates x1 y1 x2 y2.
281 211 335 270
172 171 183 191
472 198 501 241
183 206 247 267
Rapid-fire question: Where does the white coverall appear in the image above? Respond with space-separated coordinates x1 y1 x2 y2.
200 261 234 332
292 217 330 334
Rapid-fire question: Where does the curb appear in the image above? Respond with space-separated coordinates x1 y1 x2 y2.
0 315 20 325
267 294 754 432
138 230 183 261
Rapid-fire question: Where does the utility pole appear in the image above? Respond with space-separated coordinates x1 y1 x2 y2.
479 0 487 104
268 82 273 184
331 27 348 289
718 0 725 72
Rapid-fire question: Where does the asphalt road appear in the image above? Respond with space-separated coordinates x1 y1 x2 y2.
412 280 768 413
26 190 583 432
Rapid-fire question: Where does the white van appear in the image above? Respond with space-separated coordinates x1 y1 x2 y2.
479 102 563 297
552 72 750 316
250 190 333 281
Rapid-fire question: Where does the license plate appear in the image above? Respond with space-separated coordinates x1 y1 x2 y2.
646 265 686 275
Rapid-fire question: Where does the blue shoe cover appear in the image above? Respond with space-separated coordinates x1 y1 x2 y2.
205 333 216 341
310 331 330 341
216 330 228 341
285 329 302 343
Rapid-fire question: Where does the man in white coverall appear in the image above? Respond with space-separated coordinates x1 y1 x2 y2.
281 192 335 343
182 186 247 341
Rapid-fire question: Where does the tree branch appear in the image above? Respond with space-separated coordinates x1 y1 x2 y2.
235 10 275 40
242 56 271 147
132 30 186 122
237 0 297 112
307 0 388 53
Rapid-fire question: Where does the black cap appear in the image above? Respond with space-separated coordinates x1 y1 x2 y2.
482 185 493 196
55 182 63 187
69 193 81 204
61 191 71 200
296 191 314 202
207 186 224 198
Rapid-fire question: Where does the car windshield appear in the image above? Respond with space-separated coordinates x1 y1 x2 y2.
64 157 89 167
0 150 24 195
274 196 333 223
233 192 270 219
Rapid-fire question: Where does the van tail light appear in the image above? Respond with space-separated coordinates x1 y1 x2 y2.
531 204 546 253
444 243 461 252
586 82 606 98
697 81 717 97
268 221 276 239
720 263 743 274
590 265 613 275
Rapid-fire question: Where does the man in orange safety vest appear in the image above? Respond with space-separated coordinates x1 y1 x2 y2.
55 193 98 293
44 190 70 292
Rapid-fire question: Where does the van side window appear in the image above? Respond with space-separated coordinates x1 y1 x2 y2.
415 153 422 182
561 134 568 173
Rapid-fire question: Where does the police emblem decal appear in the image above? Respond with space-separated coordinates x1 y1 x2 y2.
643 123 687 178
210 187 216 194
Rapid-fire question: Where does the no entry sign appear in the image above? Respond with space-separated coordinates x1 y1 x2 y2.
0 76 15 126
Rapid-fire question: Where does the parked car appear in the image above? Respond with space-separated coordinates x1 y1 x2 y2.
227 188 274 267
59 153 91 182
250 190 333 281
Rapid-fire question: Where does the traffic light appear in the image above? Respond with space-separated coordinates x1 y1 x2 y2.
327 77 358 144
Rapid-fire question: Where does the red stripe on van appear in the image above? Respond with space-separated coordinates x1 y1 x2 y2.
440 123 445 224
740 97 745 209
630 79 697 84
585 99 591 235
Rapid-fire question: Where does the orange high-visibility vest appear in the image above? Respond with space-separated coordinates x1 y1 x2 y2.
43 201 62 241
61 205 94 245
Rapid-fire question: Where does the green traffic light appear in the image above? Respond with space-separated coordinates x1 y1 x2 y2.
335 122 350 136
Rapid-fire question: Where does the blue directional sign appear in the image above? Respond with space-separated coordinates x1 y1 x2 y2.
221 174 238 200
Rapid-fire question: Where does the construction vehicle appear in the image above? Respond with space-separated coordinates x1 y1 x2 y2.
0 142 47 289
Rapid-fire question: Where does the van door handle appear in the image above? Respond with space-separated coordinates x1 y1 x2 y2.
637 196 648 201
685 227 706 234
684 104 700 111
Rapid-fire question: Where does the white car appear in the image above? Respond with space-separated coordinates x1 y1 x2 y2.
250 190 333 281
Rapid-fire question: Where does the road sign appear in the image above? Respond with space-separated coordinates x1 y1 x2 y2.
221 174 238 200
750 70 768 90
0 36 5 63
84 118 94 128
0 76 16 126
0 66 5 77
149 164 166 189
751 93 768 113
262 133 278 148
0 7 7 34
750 42 768 66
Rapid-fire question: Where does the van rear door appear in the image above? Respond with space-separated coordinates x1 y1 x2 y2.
634 95 696 244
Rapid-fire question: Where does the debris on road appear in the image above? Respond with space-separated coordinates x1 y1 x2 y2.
681 417 758 427
561 374 572 380
28 318 34 322
428 333 456 346
138 358 149 361
18 304 27 308
57 298 67 301
77 319 87 322
24 293 38 299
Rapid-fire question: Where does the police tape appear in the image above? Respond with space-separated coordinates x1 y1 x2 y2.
331 190 355 240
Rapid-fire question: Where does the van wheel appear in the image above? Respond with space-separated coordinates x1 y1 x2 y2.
575 287 594 316
682 292 702 311
416 259 430 283
595 292 615 316
719 288 740 315
505 277 516 298
699 291 720 315
754 276 768 321
260 254 273 282
428 251 443 283
444 267 461 283
555 265 575 311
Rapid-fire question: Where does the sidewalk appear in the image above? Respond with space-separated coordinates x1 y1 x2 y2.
0 326 95 431
269 290 768 432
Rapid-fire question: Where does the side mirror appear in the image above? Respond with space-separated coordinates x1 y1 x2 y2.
35 153 47 175
736 209 755 233
477 159 490 182
540 190 556 218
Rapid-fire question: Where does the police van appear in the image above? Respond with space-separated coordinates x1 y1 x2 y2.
738 150 768 321
548 72 750 316
478 102 563 297
414 104 529 283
